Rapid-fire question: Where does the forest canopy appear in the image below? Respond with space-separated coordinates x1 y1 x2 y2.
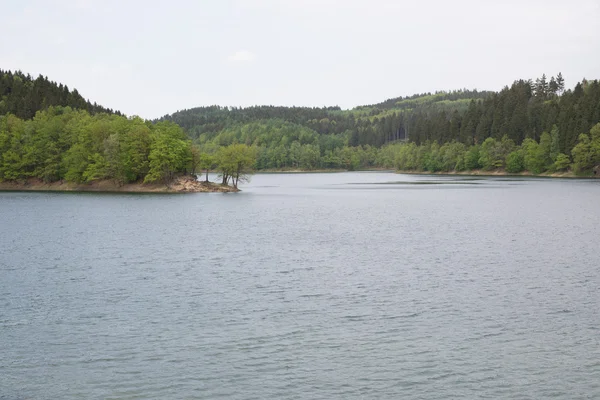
0 69 120 119
1 69 600 183
0 107 193 184
163 75 600 174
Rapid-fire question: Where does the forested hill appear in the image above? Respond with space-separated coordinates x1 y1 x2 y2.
159 90 493 148
161 73 600 156
357 89 494 111
0 69 121 120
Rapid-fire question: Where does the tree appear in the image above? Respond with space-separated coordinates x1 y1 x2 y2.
198 153 215 183
553 153 571 171
479 136 514 170
144 122 192 184
216 144 256 188
522 138 544 174
464 145 481 170
556 72 565 94
506 150 525 173
548 76 558 96
190 145 202 176
571 134 594 173
535 74 548 98
569 124 600 173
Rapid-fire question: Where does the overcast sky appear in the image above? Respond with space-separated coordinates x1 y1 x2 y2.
2 0 599 118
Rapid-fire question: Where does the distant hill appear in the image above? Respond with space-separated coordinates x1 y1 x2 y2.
159 89 493 148
358 89 495 111
160 74 600 158
0 69 121 119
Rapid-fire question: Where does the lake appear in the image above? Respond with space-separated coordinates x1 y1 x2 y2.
1 172 599 399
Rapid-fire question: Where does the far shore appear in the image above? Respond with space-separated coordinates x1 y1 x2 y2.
0 176 239 193
395 169 597 179
255 167 393 174
256 168 347 174
253 167 596 179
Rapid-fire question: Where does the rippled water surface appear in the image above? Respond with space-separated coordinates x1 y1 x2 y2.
1 172 599 399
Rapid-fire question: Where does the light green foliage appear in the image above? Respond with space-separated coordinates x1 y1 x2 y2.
339 147 360 171
144 122 192 184
375 143 400 169
505 150 525 173
479 136 514 170
217 144 257 188
424 142 442 172
522 138 544 174
440 141 467 171
570 124 600 173
198 152 215 182
553 153 571 171
0 114 26 180
464 145 481 170
591 123 600 142
0 107 191 184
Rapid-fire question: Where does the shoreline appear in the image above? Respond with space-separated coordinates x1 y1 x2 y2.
255 167 393 174
0 176 239 193
394 169 596 179
254 167 595 179
256 168 347 174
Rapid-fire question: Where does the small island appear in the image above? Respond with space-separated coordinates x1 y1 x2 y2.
0 106 256 193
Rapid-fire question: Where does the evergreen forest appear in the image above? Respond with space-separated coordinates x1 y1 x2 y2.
0 69 120 119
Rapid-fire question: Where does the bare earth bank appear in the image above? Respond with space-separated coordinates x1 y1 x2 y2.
0 175 239 193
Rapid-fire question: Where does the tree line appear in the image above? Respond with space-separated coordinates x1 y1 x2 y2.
190 122 600 175
377 123 600 175
0 69 120 120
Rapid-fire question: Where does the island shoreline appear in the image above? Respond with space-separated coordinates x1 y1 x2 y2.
0 176 239 194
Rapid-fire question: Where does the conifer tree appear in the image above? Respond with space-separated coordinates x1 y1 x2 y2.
556 72 565 94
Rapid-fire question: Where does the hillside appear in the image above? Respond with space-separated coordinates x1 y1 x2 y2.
159 89 493 148
0 69 121 120
0 70 251 191
161 74 600 154
0 70 193 188
158 74 600 172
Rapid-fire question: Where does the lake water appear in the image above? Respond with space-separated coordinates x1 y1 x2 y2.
1 172 599 399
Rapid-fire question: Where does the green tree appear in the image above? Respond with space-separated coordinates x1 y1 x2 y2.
217 144 257 188
198 152 215 183
556 72 565 94
144 122 192 184
553 153 571 171
479 137 514 170
464 145 481 170
505 150 525 173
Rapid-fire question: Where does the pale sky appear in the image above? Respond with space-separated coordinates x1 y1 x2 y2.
2 0 599 119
